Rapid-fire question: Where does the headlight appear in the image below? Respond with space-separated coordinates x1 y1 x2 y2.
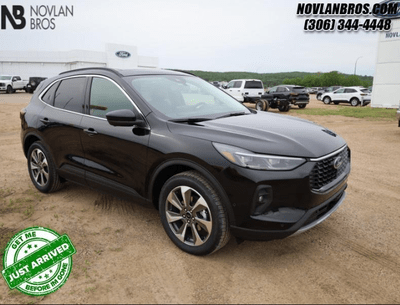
213 143 306 171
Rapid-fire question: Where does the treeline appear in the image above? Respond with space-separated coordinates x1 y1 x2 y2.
282 71 372 88
185 70 373 88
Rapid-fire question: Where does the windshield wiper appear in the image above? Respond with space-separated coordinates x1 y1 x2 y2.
169 117 214 123
215 111 248 119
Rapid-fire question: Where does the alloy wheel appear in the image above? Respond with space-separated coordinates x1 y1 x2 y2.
165 186 212 246
30 148 49 187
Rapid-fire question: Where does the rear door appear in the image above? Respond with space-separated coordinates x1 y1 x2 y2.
80 76 150 198
37 77 88 184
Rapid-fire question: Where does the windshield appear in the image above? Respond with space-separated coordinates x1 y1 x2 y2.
127 75 250 119
0 76 12 80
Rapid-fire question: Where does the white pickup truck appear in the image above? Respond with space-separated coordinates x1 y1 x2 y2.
0 75 29 93
222 79 264 103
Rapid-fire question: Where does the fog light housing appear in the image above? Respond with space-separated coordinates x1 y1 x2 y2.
252 185 273 216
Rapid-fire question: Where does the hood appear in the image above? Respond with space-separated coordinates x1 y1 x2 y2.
167 112 346 158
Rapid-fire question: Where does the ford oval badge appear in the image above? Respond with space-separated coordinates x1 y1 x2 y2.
373 0 400 19
115 51 131 58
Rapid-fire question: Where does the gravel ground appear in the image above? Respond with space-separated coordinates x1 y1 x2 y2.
0 92 400 304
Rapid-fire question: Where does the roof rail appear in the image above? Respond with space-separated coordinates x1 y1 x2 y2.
59 67 123 77
169 69 197 76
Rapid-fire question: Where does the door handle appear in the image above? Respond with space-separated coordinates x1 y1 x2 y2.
40 118 50 124
83 128 98 136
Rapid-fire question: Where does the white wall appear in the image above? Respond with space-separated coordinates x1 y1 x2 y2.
0 43 158 80
372 19 400 108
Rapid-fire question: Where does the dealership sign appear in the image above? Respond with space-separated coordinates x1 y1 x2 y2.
115 51 131 58
0 5 74 30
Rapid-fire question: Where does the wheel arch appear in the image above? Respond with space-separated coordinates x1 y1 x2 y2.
148 159 236 225
23 133 43 157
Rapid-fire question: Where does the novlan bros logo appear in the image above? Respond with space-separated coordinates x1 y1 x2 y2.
0 5 25 30
0 4 73 30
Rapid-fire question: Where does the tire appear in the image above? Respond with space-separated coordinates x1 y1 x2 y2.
6 86 13 94
323 96 331 104
255 99 267 111
350 98 359 107
316 94 322 101
159 171 230 256
334 101 339 105
27 141 63 193
298 104 307 109
278 104 290 112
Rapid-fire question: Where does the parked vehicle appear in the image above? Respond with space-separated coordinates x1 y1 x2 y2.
211 81 220 88
0 75 29 93
26 77 47 93
316 86 342 101
222 79 264 102
21 67 350 255
266 85 310 108
321 87 371 106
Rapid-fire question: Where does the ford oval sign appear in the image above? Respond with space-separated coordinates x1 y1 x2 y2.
115 51 131 58
373 0 400 19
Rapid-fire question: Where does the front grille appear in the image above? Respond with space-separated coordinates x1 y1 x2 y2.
0 83 5 86
310 147 350 190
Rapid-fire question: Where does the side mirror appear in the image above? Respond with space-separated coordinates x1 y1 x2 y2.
106 109 145 127
222 85 227 89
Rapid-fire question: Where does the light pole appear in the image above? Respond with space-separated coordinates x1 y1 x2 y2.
354 56 363 75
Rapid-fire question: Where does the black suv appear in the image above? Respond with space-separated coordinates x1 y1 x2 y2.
20 68 350 255
265 85 310 109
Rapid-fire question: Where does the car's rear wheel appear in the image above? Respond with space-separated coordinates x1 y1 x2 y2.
316 94 322 100
27 142 63 193
350 98 359 107
323 96 331 104
255 99 267 111
159 171 230 255
298 104 307 109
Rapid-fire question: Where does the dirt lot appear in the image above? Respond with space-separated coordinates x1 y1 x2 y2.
1 93 400 304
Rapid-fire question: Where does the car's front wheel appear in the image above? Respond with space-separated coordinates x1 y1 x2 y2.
27 142 63 193
278 104 290 112
298 104 307 109
159 171 230 255
323 96 331 104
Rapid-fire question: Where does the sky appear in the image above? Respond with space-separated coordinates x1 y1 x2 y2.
0 0 383 76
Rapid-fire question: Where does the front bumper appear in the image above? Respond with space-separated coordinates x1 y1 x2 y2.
230 186 346 241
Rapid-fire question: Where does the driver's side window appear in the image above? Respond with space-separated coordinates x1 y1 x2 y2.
90 77 134 119
269 86 277 93
226 82 235 89
335 88 345 94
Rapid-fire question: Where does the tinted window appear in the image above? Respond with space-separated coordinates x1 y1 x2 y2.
277 87 287 92
361 89 369 93
41 83 59 105
90 77 133 119
244 81 262 89
54 78 86 113
269 86 277 93
233 81 242 88
345 89 357 93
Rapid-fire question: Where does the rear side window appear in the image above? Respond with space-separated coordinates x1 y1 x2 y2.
345 89 357 93
360 89 369 93
277 87 288 92
41 83 59 105
54 78 87 113
90 77 133 119
244 81 263 89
